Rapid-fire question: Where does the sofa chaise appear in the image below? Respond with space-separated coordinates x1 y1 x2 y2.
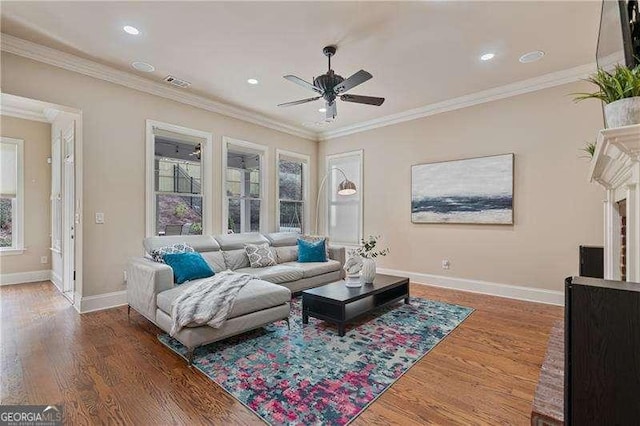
127 232 346 363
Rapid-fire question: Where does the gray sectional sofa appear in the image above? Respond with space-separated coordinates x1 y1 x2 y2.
126 232 345 362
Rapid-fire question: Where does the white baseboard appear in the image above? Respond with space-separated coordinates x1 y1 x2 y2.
0 269 52 286
50 270 62 290
79 290 127 314
377 268 564 306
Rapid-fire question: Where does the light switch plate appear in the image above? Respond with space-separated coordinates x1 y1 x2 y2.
95 212 105 224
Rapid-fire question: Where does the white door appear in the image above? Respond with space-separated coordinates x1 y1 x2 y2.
62 122 75 297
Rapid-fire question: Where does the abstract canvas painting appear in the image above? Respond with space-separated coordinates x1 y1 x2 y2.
411 154 513 224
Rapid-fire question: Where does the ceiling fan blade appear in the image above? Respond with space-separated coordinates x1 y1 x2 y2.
283 75 323 94
277 96 321 107
326 101 337 120
340 94 385 106
333 70 372 94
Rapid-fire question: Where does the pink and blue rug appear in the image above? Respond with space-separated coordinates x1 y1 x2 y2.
159 297 473 425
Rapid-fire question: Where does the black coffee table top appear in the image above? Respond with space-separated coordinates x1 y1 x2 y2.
302 274 409 303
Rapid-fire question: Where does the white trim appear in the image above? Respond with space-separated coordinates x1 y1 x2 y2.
275 149 310 233
1 34 316 141
0 137 24 252
324 150 364 244
222 137 269 233
78 290 127 313
377 267 564 306
318 63 596 141
0 104 49 122
145 119 214 237
0 269 51 286
50 269 62 290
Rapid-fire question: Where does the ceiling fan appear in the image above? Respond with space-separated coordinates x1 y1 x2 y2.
278 45 385 121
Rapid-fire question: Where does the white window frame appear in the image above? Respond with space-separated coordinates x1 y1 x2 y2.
325 149 363 246
276 149 310 234
145 120 213 237
222 137 269 234
0 137 24 255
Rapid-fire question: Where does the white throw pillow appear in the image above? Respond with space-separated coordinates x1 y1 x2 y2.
245 243 277 268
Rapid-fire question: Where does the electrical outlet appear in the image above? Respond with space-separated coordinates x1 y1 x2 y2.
40 256 48 264
95 212 105 224
442 259 450 270
123 270 128 283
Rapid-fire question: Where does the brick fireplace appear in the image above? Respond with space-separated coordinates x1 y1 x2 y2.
590 124 640 283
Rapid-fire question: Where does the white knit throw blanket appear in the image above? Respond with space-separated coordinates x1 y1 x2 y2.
170 270 254 337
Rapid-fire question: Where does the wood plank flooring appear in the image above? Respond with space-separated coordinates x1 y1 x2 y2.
0 281 562 425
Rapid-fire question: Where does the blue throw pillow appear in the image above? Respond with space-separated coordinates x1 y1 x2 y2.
297 238 327 263
163 252 215 284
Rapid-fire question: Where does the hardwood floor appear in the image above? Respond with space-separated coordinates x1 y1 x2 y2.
0 281 562 425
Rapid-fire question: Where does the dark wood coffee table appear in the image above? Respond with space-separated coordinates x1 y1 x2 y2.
301 274 410 336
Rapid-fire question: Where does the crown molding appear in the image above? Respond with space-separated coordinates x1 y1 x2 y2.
0 33 317 141
318 62 596 141
0 104 49 122
1 33 597 143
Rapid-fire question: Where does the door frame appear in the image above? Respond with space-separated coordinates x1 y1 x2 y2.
0 93 83 308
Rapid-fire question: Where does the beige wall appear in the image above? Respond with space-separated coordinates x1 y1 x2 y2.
319 82 605 292
0 115 52 275
1 52 318 297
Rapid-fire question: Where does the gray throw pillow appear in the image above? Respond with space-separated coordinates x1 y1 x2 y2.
150 243 195 263
245 243 277 268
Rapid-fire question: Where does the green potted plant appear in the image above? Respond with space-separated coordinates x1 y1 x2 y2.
573 64 640 128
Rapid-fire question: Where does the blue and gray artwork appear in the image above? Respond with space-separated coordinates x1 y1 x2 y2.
411 154 513 224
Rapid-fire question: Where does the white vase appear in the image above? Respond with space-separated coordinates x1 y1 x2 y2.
361 258 376 284
604 97 640 128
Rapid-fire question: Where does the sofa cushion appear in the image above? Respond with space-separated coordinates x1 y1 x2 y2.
275 245 298 263
235 265 303 284
201 251 226 273
223 249 250 270
214 233 270 251
143 235 220 254
245 243 277 268
264 232 300 247
156 278 290 320
282 259 341 278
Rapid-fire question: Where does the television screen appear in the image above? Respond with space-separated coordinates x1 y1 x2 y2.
597 1 639 69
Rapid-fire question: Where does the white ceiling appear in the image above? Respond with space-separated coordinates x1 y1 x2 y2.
1 1 601 135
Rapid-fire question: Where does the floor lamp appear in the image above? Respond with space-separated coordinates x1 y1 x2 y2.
315 167 357 235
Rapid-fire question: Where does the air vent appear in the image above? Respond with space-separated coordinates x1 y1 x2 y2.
164 75 191 88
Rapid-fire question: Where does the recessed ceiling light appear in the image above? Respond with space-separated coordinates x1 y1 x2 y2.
131 61 155 73
123 25 140 35
318 107 327 113
480 53 495 61
247 78 259 85
519 50 545 63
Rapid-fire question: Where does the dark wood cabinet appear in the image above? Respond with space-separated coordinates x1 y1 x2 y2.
565 276 640 425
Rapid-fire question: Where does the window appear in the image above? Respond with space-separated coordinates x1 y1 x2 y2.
326 150 363 245
146 121 212 237
0 137 24 252
277 150 309 233
223 138 267 234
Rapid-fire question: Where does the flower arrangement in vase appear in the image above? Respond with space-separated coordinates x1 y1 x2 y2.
355 235 390 284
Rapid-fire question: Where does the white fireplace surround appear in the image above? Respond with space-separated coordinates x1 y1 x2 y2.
589 124 640 283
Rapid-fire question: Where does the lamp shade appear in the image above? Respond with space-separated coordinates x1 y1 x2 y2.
337 179 357 196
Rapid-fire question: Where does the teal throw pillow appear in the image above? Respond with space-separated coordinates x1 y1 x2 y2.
163 252 215 284
297 238 327 263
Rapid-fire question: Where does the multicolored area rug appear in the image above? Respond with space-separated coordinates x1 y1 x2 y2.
159 297 473 425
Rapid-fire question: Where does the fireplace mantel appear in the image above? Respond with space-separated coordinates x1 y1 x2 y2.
589 124 640 283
